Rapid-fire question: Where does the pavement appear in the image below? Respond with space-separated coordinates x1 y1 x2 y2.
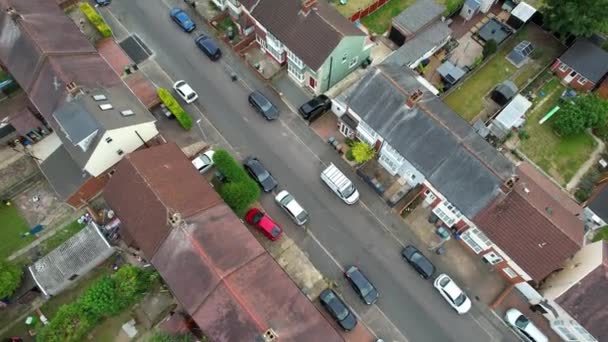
98 1 519 341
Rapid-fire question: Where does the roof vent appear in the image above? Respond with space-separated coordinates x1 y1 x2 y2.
262 328 278 342
120 110 135 117
545 207 553 215
523 187 530 194
99 104 113 111
93 94 107 101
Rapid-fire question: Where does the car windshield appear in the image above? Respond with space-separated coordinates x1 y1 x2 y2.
252 212 263 224
260 101 272 112
515 315 530 330
340 184 356 198
296 210 309 223
454 293 467 307
187 92 196 99
280 194 294 205
256 169 270 181
200 155 211 164
439 277 450 287
176 12 189 22
270 226 281 238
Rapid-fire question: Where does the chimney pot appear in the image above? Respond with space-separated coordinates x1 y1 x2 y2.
6 6 19 18
300 0 317 15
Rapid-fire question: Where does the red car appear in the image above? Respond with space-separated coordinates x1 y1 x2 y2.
245 208 283 241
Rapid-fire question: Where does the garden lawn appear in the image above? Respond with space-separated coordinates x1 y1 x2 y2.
519 78 596 185
0 204 34 260
444 25 564 122
333 0 378 18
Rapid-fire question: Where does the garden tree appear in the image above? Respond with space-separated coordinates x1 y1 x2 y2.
542 0 608 37
212 149 261 215
482 40 497 59
350 142 375 163
115 265 157 301
37 303 96 342
0 260 22 299
79 276 123 316
148 332 196 342
552 94 608 136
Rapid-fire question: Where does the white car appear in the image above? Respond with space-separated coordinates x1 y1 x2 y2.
274 190 309 225
191 150 215 174
433 274 471 314
505 308 548 342
173 80 198 104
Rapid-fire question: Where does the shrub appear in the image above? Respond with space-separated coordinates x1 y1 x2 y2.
79 3 113 38
350 141 375 163
157 88 193 130
37 302 96 342
148 332 196 342
0 260 22 298
212 150 247 182
518 130 529 140
482 39 497 59
345 148 355 161
212 150 260 215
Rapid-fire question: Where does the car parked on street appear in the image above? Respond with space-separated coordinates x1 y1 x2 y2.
319 289 357 331
95 0 111 6
243 156 277 192
504 309 548 342
245 208 283 241
248 91 279 120
433 274 471 314
195 34 222 61
274 190 308 225
191 150 215 174
298 94 331 121
173 80 198 104
344 265 379 305
401 245 435 279
170 8 196 32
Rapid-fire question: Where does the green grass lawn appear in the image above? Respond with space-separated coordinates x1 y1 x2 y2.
444 26 565 122
361 0 416 33
519 78 597 185
0 204 34 260
333 0 379 17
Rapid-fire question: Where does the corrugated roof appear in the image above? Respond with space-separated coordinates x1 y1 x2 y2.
392 0 445 35
241 0 364 70
28 221 114 296
559 39 608 83
384 21 451 67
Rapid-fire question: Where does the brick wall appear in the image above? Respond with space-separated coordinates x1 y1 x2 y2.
551 59 596 92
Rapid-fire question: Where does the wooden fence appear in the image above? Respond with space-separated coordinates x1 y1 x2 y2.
348 0 390 22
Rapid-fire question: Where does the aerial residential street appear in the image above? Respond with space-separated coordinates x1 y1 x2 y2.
101 1 517 341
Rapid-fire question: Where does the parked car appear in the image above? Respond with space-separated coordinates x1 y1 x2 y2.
504 309 548 342
243 156 277 192
191 150 215 174
401 245 435 279
344 265 379 305
433 274 471 314
248 91 279 120
95 0 111 6
173 80 198 104
319 289 357 331
170 8 196 32
195 34 222 61
298 94 331 121
274 190 308 225
245 208 283 241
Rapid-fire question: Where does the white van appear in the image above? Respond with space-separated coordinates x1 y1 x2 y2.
321 163 359 204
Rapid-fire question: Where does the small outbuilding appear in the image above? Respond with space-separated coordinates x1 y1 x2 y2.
437 61 466 86
491 80 518 106
507 41 534 68
507 2 537 30
460 0 480 21
489 94 532 138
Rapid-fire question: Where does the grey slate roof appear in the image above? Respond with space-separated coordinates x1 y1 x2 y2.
239 0 365 70
392 0 446 35
53 102 100 145
588 184 608 222
559 39 608 83
29 221 114 296
343 64 514 217
384 21 451 67
39 145 90 200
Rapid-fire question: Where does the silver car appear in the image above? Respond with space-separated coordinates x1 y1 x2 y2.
275 190 308 225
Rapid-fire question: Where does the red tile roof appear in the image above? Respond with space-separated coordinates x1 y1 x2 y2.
125 73 160 109
97 38 132 75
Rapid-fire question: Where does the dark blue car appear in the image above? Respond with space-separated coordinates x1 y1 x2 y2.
195 35 222 61
170 8 195 33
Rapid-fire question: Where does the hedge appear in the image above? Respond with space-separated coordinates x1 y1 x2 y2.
212 150 260 215
79 3 113 38
158 88 193 130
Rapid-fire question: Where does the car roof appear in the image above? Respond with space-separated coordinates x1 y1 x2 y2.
441 276 463 300
246 158 264 172
199 37 219 51
191 155 209 170
252 91 270 104
177 82 194 94
257 215 278 231
346 266 370 287
320 289 341 306
284 197 304 216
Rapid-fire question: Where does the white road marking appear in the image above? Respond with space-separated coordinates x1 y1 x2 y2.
470 314 498 342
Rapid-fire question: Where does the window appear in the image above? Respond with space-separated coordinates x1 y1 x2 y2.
120 109 135 116
578 76 588 85
555 326 577 341
93 94 107 101
424 190 437 204
288 62 305 82
349 56 359 68
117 149 124 156
483 251 503 265
502 267 517 278
342 53 348 63
461 228 491 254
432 201 463 226
99 103 113 110
558 63 568 72
287 49 304 68
105 137 113 143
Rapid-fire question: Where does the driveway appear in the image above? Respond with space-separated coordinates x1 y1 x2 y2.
99 1 517 341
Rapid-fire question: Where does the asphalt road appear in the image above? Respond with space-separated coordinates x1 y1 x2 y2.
101 1 516 341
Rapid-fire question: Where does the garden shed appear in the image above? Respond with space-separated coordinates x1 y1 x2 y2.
437 61 466 86
491 80 518 106
477 18 513 45
489 94 532 138
507 1 537 30
507 41 534 68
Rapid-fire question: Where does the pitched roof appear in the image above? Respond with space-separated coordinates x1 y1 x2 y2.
28 221 114 296
240 0 364 70
39 144 91 199
588 182 608 223
559 39 608 83
384 21 451 67
391 0 445 35
556 242 608 341
341 64 514 217
474 163 584 283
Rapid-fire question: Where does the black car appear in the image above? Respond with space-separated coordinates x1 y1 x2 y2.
95 0 111 5
344 265 379 305
401 245 435 279
248 91 279 120
319 289 357 331
298 94 331 121
195 34 222 61
243 156 278 192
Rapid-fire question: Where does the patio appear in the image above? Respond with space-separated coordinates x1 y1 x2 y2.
241 44 283 80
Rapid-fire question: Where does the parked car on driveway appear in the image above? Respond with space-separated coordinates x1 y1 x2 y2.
401 245 435 279
504 308 548 342
298 94 331 121
433 274 471 314
248 91 279 120
173 80 198 104
243 156 277 192
191 150 215 174
319 289 357 331
344 265 379 305
274 190 308 225
195 34 222 61
170 8 196 32
245 208 283 241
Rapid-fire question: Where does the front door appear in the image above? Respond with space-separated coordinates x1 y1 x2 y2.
564 70 577 83
308 76 317 90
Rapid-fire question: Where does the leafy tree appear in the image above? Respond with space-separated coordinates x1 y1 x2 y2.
482 40 497 59
0 260 22 299
115 265 157 301
542 0 608 37
37 303 95 342
219 181 260 216
79 276 123 316
552 94 608 136
148 332 195 342
350 142 375 163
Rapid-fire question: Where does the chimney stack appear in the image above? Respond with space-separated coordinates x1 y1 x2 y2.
6 7 20 19
300 0 317 16
66 81 80 96
406 89 423 108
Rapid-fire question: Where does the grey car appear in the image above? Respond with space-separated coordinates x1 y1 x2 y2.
402 245 436 279
248 91 279 120
243 156 278 192
319 289 357 331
